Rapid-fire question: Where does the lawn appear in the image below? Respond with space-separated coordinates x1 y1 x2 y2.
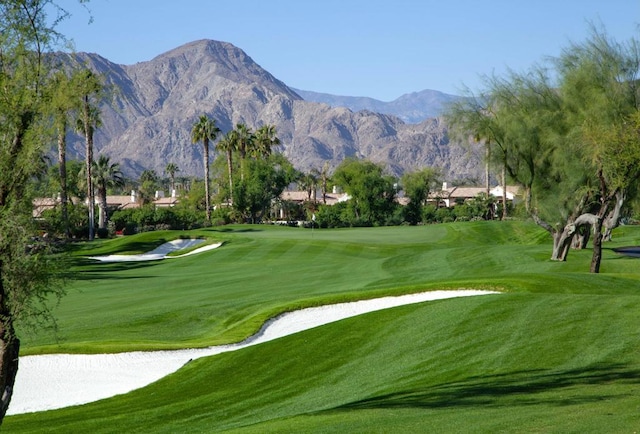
6 221 640 432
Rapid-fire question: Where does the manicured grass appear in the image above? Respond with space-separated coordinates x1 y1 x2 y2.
7 221 640 432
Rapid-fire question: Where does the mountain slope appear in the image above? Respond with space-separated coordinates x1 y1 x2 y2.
62 40 481 180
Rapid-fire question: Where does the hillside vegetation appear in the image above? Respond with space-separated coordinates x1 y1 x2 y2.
7 221 640 432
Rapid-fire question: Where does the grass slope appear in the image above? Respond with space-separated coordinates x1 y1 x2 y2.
7 221 640 432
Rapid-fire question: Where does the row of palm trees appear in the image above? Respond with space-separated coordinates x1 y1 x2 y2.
50 67 105 239
191 115 281 221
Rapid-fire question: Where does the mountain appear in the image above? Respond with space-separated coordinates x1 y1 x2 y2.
61 40 482 181
293 88 461 124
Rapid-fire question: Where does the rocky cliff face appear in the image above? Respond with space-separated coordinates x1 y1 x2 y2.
62 39 482 181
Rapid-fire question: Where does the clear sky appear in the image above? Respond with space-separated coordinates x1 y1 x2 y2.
53 0 638 100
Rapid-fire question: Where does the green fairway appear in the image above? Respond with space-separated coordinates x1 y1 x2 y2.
7 221 640 432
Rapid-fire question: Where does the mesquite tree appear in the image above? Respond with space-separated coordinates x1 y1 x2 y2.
445 26 640 272
0 0 79 422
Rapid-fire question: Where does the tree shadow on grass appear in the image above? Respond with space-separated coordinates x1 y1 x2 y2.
336 364 640 410
63 258 161 281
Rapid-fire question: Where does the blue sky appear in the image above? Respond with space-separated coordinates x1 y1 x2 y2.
54 0 638 100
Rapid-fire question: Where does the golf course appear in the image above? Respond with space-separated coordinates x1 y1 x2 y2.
5 221 640 432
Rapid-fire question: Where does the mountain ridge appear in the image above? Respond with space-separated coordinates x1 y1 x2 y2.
293 88 460 124
60 39 482 181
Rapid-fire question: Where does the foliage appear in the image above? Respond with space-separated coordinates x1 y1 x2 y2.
233 154 297 223
0 0 79 421
332 158 398 226
401 168 441 225
110 205 205 233
40 202 89 238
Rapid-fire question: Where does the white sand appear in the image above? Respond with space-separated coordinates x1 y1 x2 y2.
8 289 497 415
87 239 223 262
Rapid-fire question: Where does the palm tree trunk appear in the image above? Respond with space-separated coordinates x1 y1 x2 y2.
226 149 234 204
98 185 108 229
57 124 70 238
204 139 211 221
83 96 95 240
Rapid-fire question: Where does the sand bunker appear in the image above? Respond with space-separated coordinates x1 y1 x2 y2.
88 239 222 262
9 289 498 415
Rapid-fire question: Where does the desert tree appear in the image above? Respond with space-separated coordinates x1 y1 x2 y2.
191 115 220 221
555 26 640 272
0 0 78 422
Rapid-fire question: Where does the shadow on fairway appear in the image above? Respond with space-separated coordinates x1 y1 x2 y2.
336 364 640 410
64 259 161 280
612 246 640 258
210 227 262 233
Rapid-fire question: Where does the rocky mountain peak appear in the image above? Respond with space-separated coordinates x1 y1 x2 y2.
60 40 481 182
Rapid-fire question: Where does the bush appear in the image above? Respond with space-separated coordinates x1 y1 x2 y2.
39 202 89 238
434 207 454 223
110 205 207 233
96 227 109 239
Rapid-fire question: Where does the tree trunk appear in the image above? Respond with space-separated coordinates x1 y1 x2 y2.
83 96 95 241
57 122 70 238
0 264 20 423
204 139 211 221
485 144 490 196
98 187 108 229
226 149 234 204
501 162 507 220
590 216 605 273
551 226 574 261
603 190 625 241
571 224 590 249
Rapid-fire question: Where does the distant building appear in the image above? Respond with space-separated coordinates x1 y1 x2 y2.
428 182 520 207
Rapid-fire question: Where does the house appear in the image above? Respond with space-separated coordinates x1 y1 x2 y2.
33 190 179 218
428 182 520 207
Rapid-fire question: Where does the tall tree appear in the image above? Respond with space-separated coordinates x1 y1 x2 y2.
164 162 179 195
48 71 76 238
332 158 398 226
0 0 71 422
93 155 124 229
191 115 220 221
401 168 441 225
253 124 280 159
216 130 237 204
556 26 640 272
73 68 103 240
234 123 253 181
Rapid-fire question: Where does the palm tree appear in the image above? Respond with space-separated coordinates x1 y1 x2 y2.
235 123 253 181
73 69 103 240
49 71 75 238
138 169 159 205
165 162 179 195
253 124 280 159
93 155 124 229
216 130 237 204
191 115 220 221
